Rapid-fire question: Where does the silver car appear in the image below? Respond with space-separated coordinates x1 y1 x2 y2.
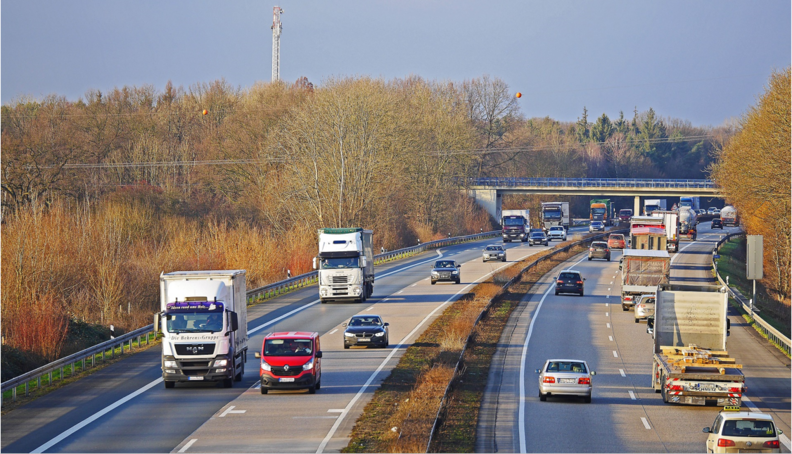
536 359 596 403
634 294 655 323
547 226 567 241
482 245 506 262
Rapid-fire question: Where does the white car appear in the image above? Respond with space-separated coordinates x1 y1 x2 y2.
634 294 655 322
547 226 567 241
536 359 596 403
703 410 782 453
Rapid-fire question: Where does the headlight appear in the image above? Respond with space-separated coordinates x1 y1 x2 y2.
164 360 177 368
375 331 386 337
302 359 314 370
519 234 524 237
260 360 272 371
344 332 355 337
353 286 362 295
214 359 228 367
320 288 328 296
431 271 439 276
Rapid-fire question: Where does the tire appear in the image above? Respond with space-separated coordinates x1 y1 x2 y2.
344 344 350 349
529 243 533 247
588 257 592 261
455 279 461 284
320 299 326 304
308 385 316 394
584 396 592 403
164 380 175 389
607 257 611 261
539 393 547 402
555 291 559 295
431 280 436 285
260 386 268 394
315 379 321 390
622 305 629 311
235 361 244 381
634 318 640 324
223 378 233 388
502 257 506 262
483 259 486 263
579 291 584 296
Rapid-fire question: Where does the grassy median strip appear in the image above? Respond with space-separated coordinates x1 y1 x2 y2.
343 240 590 453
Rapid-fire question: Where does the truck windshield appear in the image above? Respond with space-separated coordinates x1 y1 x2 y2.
166 311 223 333
543 211 562 219
646 205 660 213
321 257 360 269
502 217 524 226
591 208 606 215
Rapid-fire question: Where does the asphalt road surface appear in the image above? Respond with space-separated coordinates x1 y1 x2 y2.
1 227 590 453
477 222 791 453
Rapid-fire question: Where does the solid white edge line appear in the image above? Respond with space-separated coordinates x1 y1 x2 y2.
31 377 164 453
178 439 197 453
742 396 791 450
318 247 539 454
519 255 588 453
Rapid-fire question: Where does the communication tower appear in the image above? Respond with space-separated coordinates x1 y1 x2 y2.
271 6 283 82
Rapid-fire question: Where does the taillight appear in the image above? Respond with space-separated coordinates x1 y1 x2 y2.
576 281 583 284
557 280 564 284
669 385 683 391
605 249 610 252
624 296 632 302
578 377 590 385
763 440 780 448
589 247 594 251
543 376 555 383
717 439 735 447
728 387 741 393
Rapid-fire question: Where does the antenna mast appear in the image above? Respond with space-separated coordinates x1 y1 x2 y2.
271 6 283 82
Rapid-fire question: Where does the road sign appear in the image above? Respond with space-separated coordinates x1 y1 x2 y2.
746 235 763 280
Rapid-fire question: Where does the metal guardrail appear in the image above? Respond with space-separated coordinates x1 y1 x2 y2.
1 230 502 405
465 177 716 189
713 233 791 357
426 229 626 451
1 324 156 405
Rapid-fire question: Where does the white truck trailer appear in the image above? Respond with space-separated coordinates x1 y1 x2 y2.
620 249 670 311
677 207 698 240
540 202 570 232
720 205 739 227
651 284 744 406
501 209 531 243
652 210 681 252
315 228 374 303
644 199 667 216
157 270 248 389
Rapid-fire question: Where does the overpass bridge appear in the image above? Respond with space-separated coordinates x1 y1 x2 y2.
466 177 721 220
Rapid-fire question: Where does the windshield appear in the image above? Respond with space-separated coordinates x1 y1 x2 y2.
485 246 502 251
543 211 562 219
559 272 580 280
434 261 456 268
264 338 313 356
591 208 606 215
721 420 776 437
321 257 360 269
646 205 660 212
550 227 563 231
530 232 544 238
503 217 524 226
166 311 223 333
609 234 624 241
619 210 632 216
546 361 587 373
348 316 383 327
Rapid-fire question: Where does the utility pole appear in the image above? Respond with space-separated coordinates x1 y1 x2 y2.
271 6 283 82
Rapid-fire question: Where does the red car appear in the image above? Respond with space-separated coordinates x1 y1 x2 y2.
255 331 322 394
608 233 626 249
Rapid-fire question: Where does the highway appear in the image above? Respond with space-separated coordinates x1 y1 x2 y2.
1 227 589 453
477 222 791 453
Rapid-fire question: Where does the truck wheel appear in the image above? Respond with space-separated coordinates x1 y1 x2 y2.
164 381 175 389
223 378 233 388
260 386 268 394
235 361 244 381
320 299 326 304
634 318 639 324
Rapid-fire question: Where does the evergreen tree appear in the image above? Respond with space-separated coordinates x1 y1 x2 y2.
590 113 613 143
575 106 589 143
614 111 630 135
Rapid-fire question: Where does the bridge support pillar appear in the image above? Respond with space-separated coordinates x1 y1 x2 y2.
634 196 641 216
469 189 502 223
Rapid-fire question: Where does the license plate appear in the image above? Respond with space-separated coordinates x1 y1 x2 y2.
695 384 719 392
279 377 295 382
357 338 370 342
188 376 204 381
560 378 576 384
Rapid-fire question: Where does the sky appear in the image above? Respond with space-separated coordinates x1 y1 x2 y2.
2 1 790 126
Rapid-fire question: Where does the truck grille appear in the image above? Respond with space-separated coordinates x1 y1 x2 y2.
271 365 304 376
174 343 216 356
332 276 348 284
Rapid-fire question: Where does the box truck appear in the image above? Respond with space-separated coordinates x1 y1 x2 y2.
501 209 531 243
541 202 570 231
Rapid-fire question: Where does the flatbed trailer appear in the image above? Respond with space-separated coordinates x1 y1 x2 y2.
651 284 745 406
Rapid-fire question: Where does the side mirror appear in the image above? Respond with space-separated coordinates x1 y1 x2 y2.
313 257 317 270
535 369 541 374
590 371 596 376
316 351 323 359
583 278 587 281
779 429 783 435
230 312 239 332
384 322 389 326
702 427 711 433
457 264 461 268
254 352 261 358
154 313 160 333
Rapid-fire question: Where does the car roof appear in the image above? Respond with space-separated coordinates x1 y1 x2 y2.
265 331 318 339
720 411 774 420
350 314 382 319
550 226 564 229
559 269 581 274
592 241 608 244
545 359 588 363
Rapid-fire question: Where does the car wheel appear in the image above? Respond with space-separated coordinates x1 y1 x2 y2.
483 259 486 263
588 257 592 261
502 257 506 262
164 381 175 389
315 379 321 390
344 344 350 349
555 290 559 295
260 386 268 394
539 392 547 402
579 290 584 296
431 280 436 285
622 305 629 311
308 385 316 394
529 243 533 247
607 257 611 261
634 318 640 324
584 396 592 403
455 279 461 284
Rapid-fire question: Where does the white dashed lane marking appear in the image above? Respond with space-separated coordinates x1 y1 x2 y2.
619 369 626 377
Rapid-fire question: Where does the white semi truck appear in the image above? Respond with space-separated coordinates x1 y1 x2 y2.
540 202 570 232
643 199 667 216
678 207 698 240
315 228 374 303
156 270 248 389
651 284 744 406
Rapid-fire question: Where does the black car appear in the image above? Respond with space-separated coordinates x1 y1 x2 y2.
529 231 549 246
711 218 723 229
431 260 461 284
343 315 389 349
555 270 585 296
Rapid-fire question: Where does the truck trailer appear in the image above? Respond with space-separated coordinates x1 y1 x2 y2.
629 215 668 251
540 202 570 231
620 249 670 311
651 284 744 406
651 210 681 252
720 206 739 227
644 199 667 216
315 228 374 303
678 207 698 240
501 209 531 243
157 270 248 389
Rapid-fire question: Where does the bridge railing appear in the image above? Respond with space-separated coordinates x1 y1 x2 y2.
2 229 501 406
463 177 715 189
